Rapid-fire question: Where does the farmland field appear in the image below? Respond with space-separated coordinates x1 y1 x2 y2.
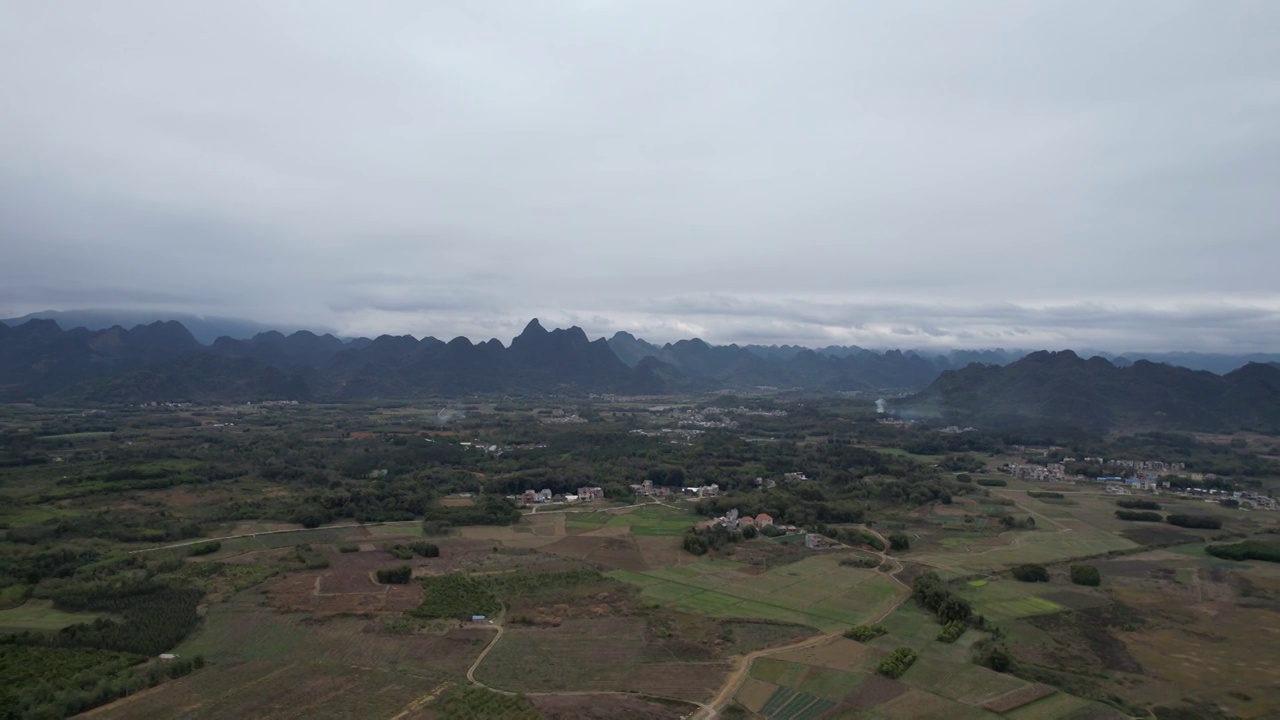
475 617 730 701
910 530 1136 574
89 591 493 719
0 599 101 631
608 554 900 631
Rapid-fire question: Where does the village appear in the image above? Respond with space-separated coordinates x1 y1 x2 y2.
1001 456 1279 510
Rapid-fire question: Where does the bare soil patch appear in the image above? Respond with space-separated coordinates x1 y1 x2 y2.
983 684 1058 713
543 535 648 571
1028 603 1146 675
265 555 424 616
528 693 693 719
839 673 908 710
627 661 731 702
1121 527 1199 547
1042 590 1110 612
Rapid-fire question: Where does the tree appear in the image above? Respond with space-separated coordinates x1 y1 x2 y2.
888 532 910 551
1011 564 1049 582
376 565 412 584
1069 564 1101 586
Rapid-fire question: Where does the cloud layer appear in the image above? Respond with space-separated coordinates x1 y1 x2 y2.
2 1 1278 350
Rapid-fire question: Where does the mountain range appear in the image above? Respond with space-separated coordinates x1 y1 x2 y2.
0 318 977 402
895 350 1280 433
2 316 1278 432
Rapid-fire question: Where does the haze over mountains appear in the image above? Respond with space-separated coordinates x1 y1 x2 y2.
1 314 1279 433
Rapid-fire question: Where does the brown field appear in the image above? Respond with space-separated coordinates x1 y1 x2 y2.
437 496 476 507
505 583 639 626
87 661 435 720
837 673 909 711
626 662 733 702
634 535 689 568
265 552 423 615
528 693 695 719
89 607 492 719
475 617 730 702
983 684 1059 713
873 688 984 719
737 677 780 713
771 637 880 673
543 534 648 571
1002 550 1280 718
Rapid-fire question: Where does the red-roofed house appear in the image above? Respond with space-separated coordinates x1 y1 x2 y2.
756 513 774 526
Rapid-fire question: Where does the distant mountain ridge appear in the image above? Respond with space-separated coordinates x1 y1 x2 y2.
2 317 1278 428
896 350 1280 432
0 318 974 402
1 309 332 345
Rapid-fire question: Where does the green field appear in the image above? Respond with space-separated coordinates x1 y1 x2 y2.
958 580 1066 622
609 555 900 631
911 530 1136 574
36 431 114 441
0 600 101 631
565 504 699 536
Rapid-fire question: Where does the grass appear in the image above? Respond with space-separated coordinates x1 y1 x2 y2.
796 666 864 701
37 431 114 441
959 580 1064 622
597 504 699 536
609 555 901 631
0 599 101 632
724 621 817 655
910 530 1135 574
902 656 1029 705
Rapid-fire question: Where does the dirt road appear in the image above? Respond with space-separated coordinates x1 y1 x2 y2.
694 526 912 719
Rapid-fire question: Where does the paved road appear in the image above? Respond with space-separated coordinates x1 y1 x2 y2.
125 520 424 554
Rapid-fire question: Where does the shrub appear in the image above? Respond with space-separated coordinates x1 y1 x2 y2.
337 543 359 553
955 474 973 483
888 532 910 551
421 520 453 536
843 624 886 641
850 528 886 551
1115 510 1163 522
1010 564 1049 582
1069 564 1101 586
1167 514 1222 530
977 479 1007 487
186 541 221 557
376 565 412 584
839 554 880 568
911 571 972 624
877 647 918 678
1028 491 1064 499
1205 540 1280 563
975 641 1013 672
1116 499 1161 510
411 572 501 619
937 620 967 643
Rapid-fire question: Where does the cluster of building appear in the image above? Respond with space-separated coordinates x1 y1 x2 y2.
938 425 977 434
540 414 588 424
1003 463 1071 482
717 508 776 531
632 479 674 498
1229 491 1277 510
1080 458 1187 473
518 486 604 506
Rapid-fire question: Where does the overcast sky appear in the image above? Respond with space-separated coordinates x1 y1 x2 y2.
2 1 1278 351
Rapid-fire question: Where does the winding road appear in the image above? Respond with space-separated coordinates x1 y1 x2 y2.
693 526 912 720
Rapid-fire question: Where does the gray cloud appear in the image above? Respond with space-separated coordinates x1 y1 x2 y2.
1 1 1278 351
